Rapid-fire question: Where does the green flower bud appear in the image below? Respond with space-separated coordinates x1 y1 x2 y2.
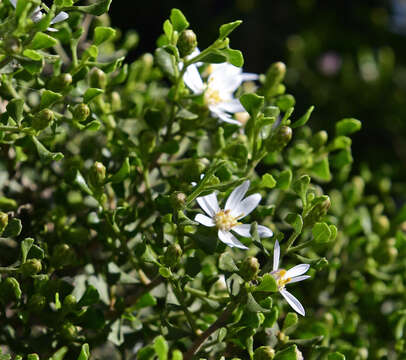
264 62 286 99
303 195 331 227
170 192 187 210
239 256 260 281
27 354 40 360
162 243 183 267
4 36 21 54
181 159 207 182
264 106 280 118
60 322 78 341
27 294 46 312
72 103 90 122
52 243 74 269
111 91 121 112
266 126 292 152
48 73 73 91
90 68 107 89
20 259 42 276
374 215 390 236
1 277 22 302
0 211 8 235
89 161 106 188
254 346 275 360
178 29 198 57
63 294 77 311
310 130 328 149
32 109 54 131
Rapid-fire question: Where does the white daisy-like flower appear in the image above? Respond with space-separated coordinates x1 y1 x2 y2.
182 52 258 125
194 180 273 250
10 0 68 32
271 240 310 316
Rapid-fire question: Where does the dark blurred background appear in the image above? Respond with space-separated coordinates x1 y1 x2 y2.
110 0 406 180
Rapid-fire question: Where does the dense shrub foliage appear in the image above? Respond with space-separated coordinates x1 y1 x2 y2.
1 1 406 360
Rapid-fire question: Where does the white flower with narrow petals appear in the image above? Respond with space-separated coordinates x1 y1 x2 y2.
271 240 310 316
182 52 258 125
194 180 273 250
9 0 68 32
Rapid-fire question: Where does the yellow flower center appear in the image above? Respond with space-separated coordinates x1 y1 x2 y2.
214 209 239 231
204 87 222 105
273 269 292 289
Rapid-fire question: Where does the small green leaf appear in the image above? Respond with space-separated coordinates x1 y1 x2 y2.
276 94 296 112
159 267 172 278
176 108 198 120
23 49 43 61
134 293 157 310
336 118 362 136
77 344 90 360
312 222 332 243
240 93 264 118
219 20 242 39
222 48 244 67
83 88 104 103
282 312 298 331
108 158 130 183
21 238 34 263
55 0 73 6
40 90 63 109
171 350 182 360
255 274 278 292
93 26 116 46
246 293 269 312
274 345 301 360
30 32 57 50
276 169 292 190
154 336 168 360
170 9 189 32
310 156 331 181
260 173 276 189
219 252 239 272
3 218 22 238
72 170 93 195
291 105 314 129
285 213 303 234
73 0 112 16
6 99 24 123
292 175 310 204
78 285 100 307
328 353 346 360
31 136 64 162
198 50 227 64
49 347 68 360
155 48 177 81
163 20 173 40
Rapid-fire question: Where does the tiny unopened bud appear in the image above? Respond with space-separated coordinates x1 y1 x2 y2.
142 53 154 68
48 73 73 91
52 243 74 268
27 354 40 360
63 294 77 310
32 109 54 130
171 192 187 209
304 196 331 227
254 346 275 360
0 211 8 235
264 62 286 98
178 29 198 57
20 259 42 276
239 256 260 281
2 277 22 301
90 68 107 89
374 215 390 236
89 161 106 187
27 294 46 312
72 103 90 122
162 243 183 267
111 91 122 112
181 159 207 182
266 126 292 152
310 130 328 149
60 322 78 340
235 111 250 125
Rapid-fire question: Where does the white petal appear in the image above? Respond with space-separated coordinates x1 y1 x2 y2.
273 240 280 272
280 289 305 316
50 11 69 24
216 99 245 114
183 63 204 94
31 9 43 22
194 214 215 227
9 0 17 8
218 230 248 250
209 107 241 125
240 72 259 81
257 225 273 238
284 264 310 279
232 193 261 218
46 27 58 32
196 192 219 217
225 181 250 212
288 275 311 284
232 224 251 237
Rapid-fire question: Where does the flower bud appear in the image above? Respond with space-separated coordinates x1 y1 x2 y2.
162 243 183 267
111 91 122 112
60 322 78 341
90 68 107 89
89 161 106 188
374 215 390 236
52 243 74 269
264 62 286 98
72 103 90 122
264 106 280 118
254 346 275 360
20 259 42 276
32 109 54 130
177 29 198 57
48 73 73 91
266 126 292 152
170 192 187 210
63 294 77 311
303 196 331 227
27 354 40 360
239 256 260 281
27 294 46 312
1 277 22 302
181 159 207 182
310 130 328 149
0 211 8 235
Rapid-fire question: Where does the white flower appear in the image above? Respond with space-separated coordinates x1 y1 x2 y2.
182 52 258 125
194 180 273 250
10 0 68 32
271 240 310 316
